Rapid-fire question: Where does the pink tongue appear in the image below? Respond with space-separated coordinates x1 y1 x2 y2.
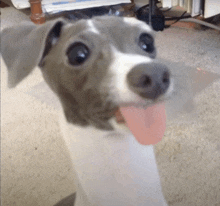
119 104 166 145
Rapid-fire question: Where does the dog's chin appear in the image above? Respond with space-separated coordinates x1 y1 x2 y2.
116 95 170 109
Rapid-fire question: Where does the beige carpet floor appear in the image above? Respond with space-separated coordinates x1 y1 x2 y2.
1 6 220 206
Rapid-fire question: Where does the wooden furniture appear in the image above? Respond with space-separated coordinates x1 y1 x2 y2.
29 0 45 24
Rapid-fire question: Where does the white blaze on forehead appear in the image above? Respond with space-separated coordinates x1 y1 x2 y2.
108 46 153 104
87 20 100 34
123 17 152 33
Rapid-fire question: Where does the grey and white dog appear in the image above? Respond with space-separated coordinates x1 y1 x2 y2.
2 16 171 206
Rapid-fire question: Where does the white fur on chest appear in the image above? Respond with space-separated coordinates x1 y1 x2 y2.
59 110 167 206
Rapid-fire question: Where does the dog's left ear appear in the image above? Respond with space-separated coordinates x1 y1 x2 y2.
1 18 67 88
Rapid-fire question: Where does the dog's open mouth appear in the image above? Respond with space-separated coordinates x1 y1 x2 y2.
114 103 166 145
112 88 171 145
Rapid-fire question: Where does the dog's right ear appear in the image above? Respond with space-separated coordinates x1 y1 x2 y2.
1 18 67 88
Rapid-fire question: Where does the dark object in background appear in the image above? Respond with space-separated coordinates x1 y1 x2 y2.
53 193 76 206
136 3 165 31
64 7 109 20
62 2 166 31
63 3 135 21
0 1 10 8
47 2 165 32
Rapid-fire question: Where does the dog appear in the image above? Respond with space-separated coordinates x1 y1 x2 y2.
2 16 171 206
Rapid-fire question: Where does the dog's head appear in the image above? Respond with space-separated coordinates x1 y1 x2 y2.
2 16 172 130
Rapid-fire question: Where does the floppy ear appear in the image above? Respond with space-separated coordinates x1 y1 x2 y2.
1 18 67 88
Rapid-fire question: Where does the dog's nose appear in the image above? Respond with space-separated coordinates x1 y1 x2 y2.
127 63 170 100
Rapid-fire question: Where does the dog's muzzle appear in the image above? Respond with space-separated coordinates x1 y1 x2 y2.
127 63 170 100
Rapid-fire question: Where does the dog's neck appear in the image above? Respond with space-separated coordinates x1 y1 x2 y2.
59 108 167 206
59 106 130 146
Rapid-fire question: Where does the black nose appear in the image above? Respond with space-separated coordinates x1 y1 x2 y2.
127 63 170 100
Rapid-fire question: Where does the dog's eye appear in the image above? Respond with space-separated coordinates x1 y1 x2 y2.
66 42 90 66
138 33 154 53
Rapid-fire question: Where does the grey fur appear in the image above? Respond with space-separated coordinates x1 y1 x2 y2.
3 16 198 130
0 16 204 130
93 16 156 57
1 18 67 88
2 16 156 130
